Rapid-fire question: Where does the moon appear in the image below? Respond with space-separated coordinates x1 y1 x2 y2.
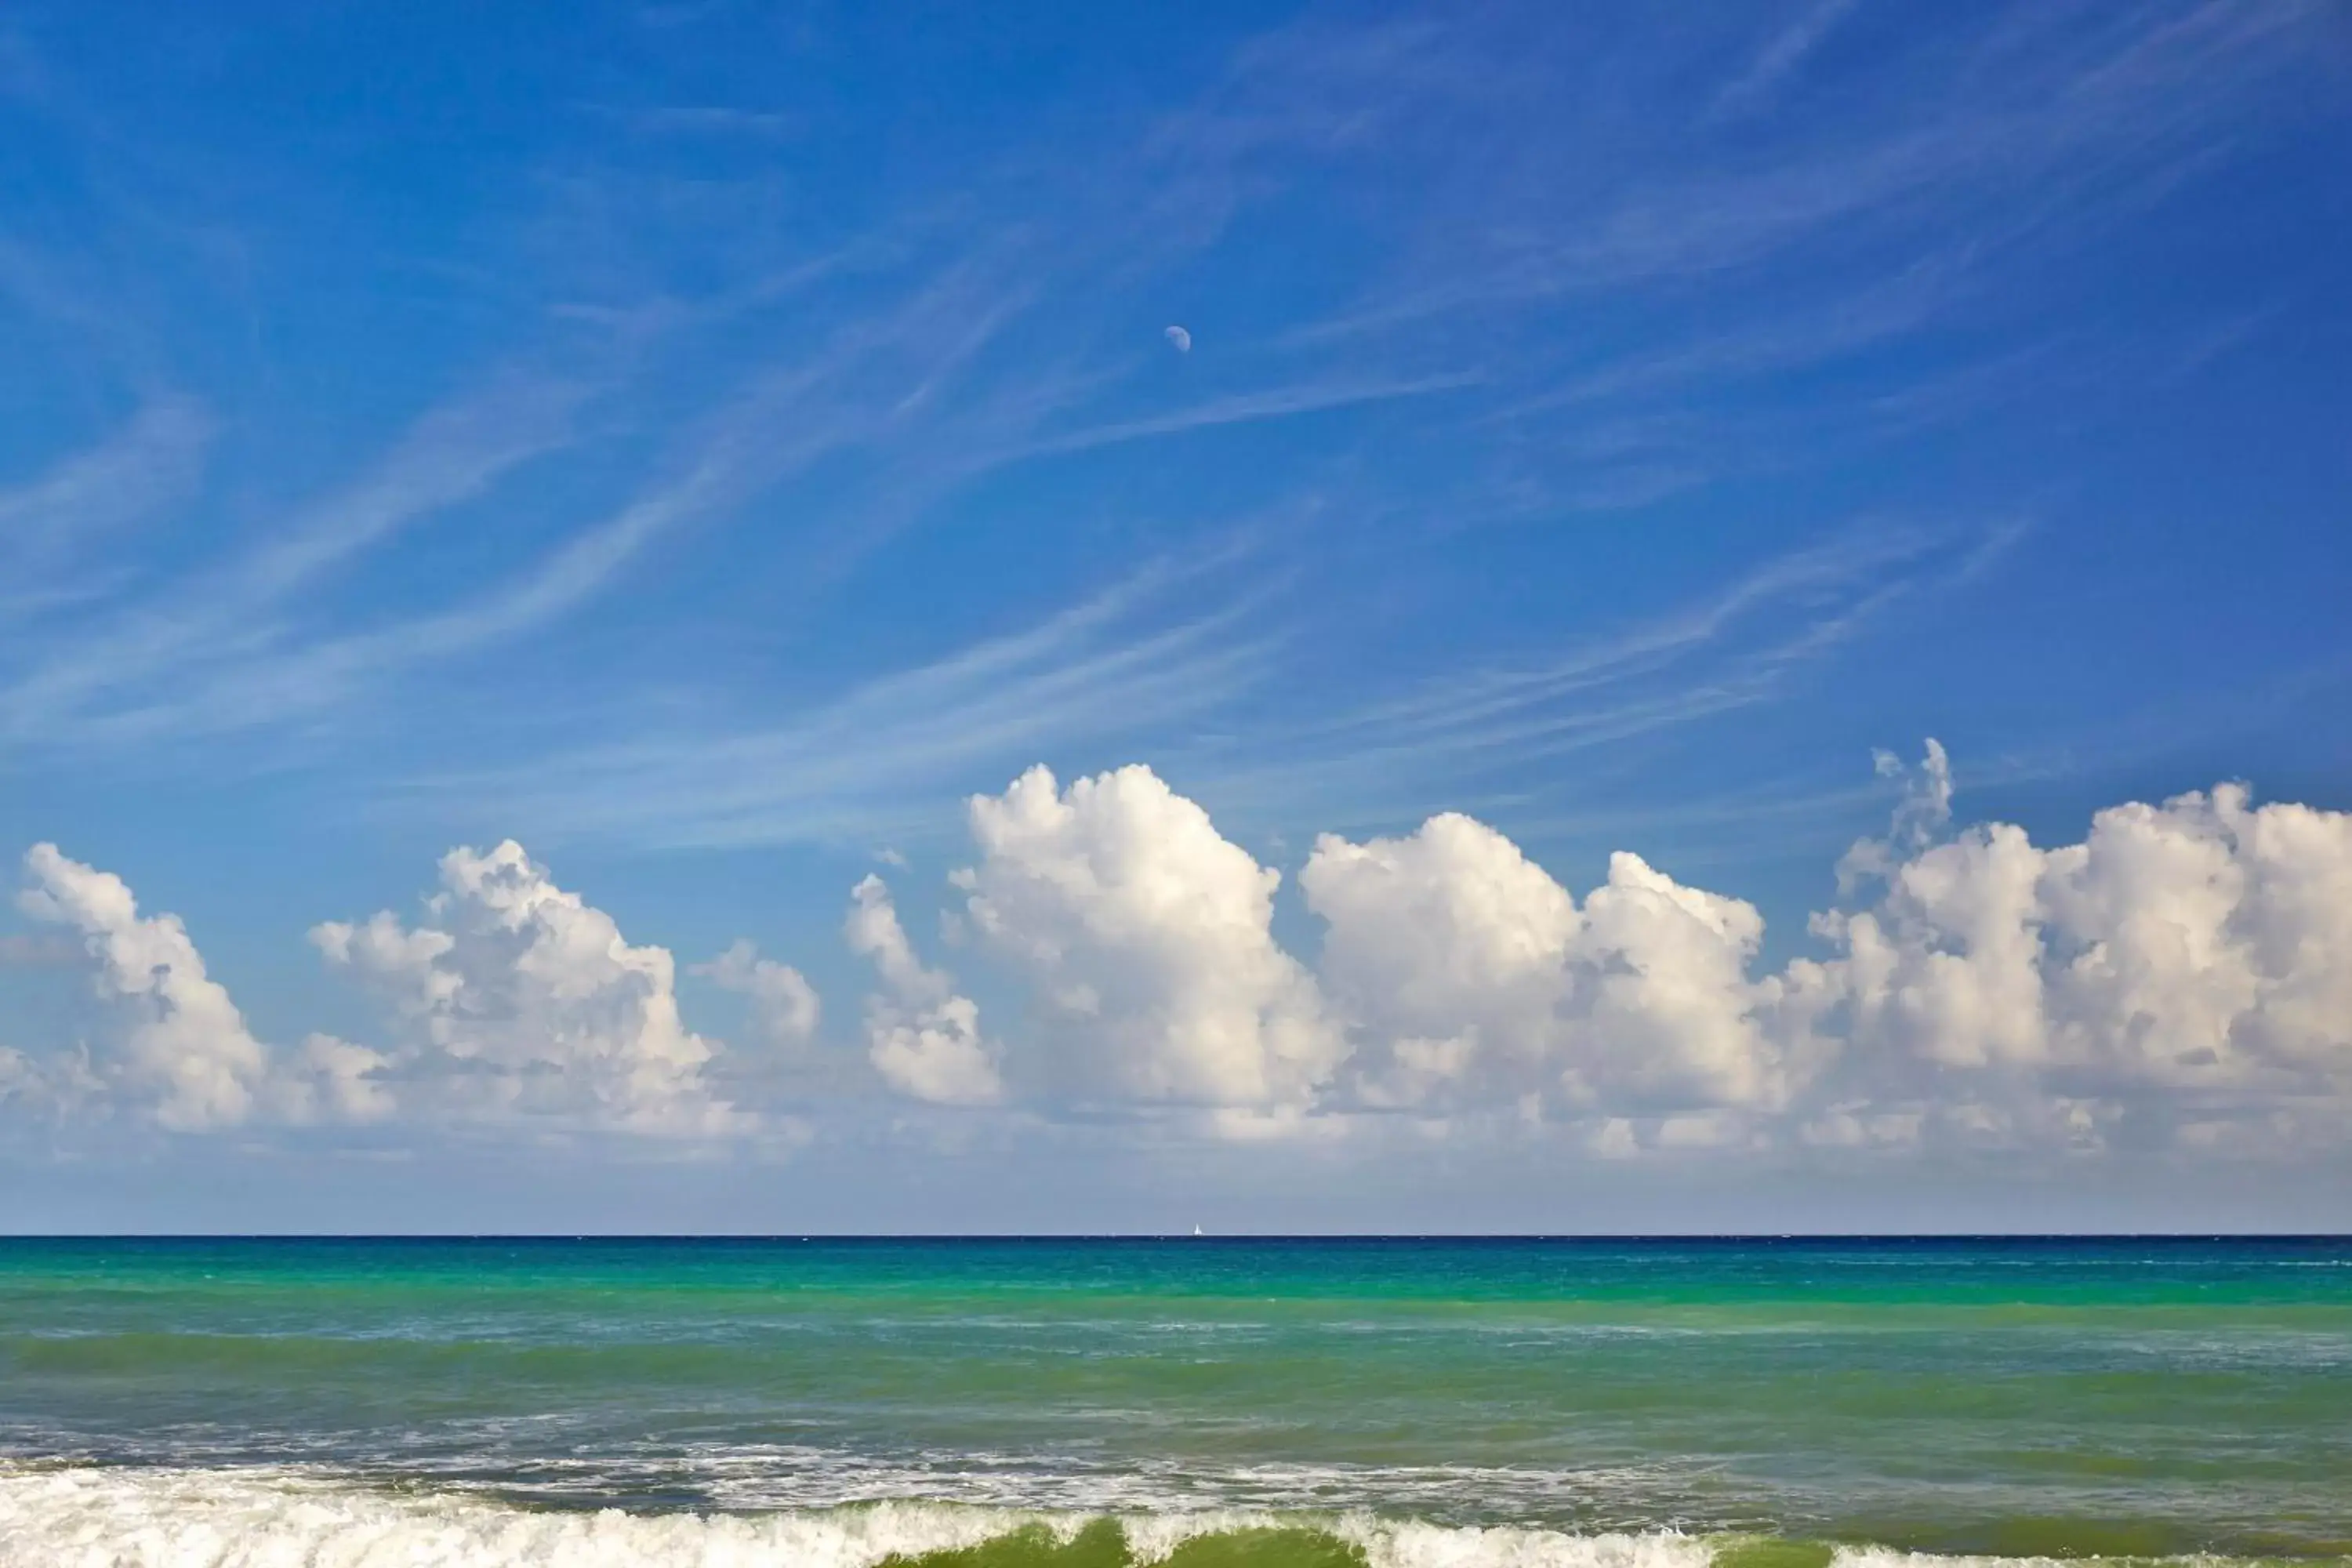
1163 324 1192 354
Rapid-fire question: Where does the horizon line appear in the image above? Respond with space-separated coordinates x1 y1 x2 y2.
4 1232 2347 1243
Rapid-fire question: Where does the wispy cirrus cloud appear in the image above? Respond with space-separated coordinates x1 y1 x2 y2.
1011 374 1482 463
1708 0 1866 122
0 394 212 586
422 556 1284 849
0 372 588 748
1155 520 2028 842
1277 0 2332 423
0 0 2334 884
404 518 2018 855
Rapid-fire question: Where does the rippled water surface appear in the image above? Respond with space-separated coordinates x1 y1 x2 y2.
2 1236 2347 1566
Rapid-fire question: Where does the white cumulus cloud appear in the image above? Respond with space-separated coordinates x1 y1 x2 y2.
1302 815 1802 1122
1301 811 1581 1110
19 843 269 1129
695 939 821 1048
847 874 1000 1105
311 840 737 1134
16 844 389 1129
956 765 1343 1111
1814 748 2352 1147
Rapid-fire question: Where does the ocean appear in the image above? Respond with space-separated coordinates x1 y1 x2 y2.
0 1236 2346 1566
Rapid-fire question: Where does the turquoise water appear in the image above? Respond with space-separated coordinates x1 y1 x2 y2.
2 1238 2347 1566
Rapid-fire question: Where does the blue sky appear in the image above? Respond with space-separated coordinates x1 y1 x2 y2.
3 2 2350 1232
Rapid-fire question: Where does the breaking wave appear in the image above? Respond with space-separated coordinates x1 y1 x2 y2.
1 1464 2332 1568
0 1463 1709 1568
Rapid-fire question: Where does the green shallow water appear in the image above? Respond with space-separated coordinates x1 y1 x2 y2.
2 1237 2348 1563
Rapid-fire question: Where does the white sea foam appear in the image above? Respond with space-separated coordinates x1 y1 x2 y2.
0 1464 1728 1568
1116 1511 1713 1568
1 1465 2294 1568
1332 1518 1715 1568
5 1465 1026 1568
0 1424 1696 1519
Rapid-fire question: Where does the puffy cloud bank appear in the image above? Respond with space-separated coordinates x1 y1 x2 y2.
6 746 2351 1154
5 838 761 1134
930 752 2352 1152
1815 763 2352 1150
